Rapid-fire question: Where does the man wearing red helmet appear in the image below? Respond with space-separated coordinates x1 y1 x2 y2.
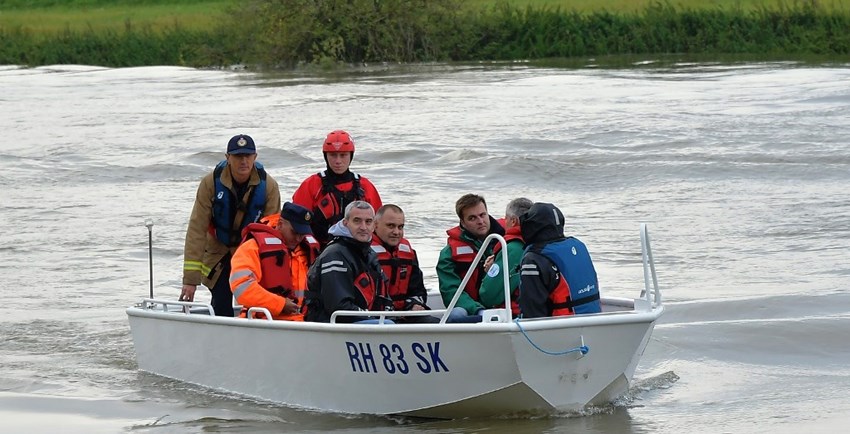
292 130 382 247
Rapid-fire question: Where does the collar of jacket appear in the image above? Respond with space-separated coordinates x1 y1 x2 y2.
459 215 506 246
220 163 261 190
336 235 373 256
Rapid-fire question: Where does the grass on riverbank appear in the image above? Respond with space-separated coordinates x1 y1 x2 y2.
0 0 232 33
466 0 849 13
1 0 848 67
4 0 848 34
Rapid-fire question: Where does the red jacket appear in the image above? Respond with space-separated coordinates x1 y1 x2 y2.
292 170 382 245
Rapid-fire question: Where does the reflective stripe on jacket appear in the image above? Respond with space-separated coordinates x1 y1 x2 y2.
229 221 318 321
182 163 281 287
304 236 388 323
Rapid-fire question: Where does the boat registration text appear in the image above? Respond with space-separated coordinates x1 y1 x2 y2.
345 341 449 375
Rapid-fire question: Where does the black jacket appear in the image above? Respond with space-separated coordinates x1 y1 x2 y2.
518 202 567 318
304 235 388 323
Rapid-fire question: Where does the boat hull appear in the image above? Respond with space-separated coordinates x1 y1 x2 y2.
127 301 661 418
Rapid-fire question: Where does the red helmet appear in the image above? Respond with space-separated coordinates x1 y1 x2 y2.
323 130 355 153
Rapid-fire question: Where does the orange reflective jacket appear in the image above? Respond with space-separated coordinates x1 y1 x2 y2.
230 221 319 321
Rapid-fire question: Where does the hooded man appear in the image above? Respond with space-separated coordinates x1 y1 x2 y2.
303 201 391 323
518 202 601 318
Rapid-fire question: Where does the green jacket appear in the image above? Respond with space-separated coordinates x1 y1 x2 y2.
436 219 504 315
478 237 525 308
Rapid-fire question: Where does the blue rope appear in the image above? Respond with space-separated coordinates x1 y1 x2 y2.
514 318 590 356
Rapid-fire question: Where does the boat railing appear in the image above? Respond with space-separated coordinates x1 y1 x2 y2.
330 233 512 325
139 298 214 315
137 226 660 322
639 223 662 308
246 307 273 320
329 308 447 324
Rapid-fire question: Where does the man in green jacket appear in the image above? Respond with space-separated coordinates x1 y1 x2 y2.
478 197 532 316
436 193 504 322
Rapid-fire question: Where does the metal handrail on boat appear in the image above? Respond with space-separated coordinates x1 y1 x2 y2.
330 233 512 325
639 223 662 307
246 307 274 320
329 308 446 324
139 298 214 315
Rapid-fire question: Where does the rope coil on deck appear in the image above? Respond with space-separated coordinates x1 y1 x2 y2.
514 318 590 356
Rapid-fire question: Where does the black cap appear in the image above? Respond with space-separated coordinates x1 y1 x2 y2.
227 134 256 155
281 202 313 234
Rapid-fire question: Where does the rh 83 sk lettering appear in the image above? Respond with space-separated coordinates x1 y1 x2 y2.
345 341 449 375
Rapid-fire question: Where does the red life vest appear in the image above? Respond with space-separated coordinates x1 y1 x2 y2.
316 170 364 220
446 226 483 301
549 276 575 316
242 222 320 307
493 224 523 254
371 237 416 310
354 270 381 310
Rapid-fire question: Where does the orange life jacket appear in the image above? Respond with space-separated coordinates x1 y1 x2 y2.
242 222 320 312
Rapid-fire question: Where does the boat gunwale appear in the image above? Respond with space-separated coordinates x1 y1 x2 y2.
126 299 663 334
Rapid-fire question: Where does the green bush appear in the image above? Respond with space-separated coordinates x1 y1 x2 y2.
218 0 462 67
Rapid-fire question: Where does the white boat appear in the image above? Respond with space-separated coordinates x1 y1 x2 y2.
126 224 664 419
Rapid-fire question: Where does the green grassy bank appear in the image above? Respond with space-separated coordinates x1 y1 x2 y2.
1 0 848 67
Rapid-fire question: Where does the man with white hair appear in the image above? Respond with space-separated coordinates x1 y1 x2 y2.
479 197 533 315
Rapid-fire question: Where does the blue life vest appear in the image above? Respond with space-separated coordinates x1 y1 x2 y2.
212 161 267 247
537 237 601 314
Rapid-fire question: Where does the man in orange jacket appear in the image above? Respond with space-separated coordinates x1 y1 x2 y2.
229 202 321 320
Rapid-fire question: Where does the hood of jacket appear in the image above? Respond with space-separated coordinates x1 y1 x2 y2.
328 220 353 239
327 220 375 252
520 202 566 245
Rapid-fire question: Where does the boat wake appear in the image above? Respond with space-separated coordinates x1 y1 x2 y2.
550 370 681 418
612 370 680 408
